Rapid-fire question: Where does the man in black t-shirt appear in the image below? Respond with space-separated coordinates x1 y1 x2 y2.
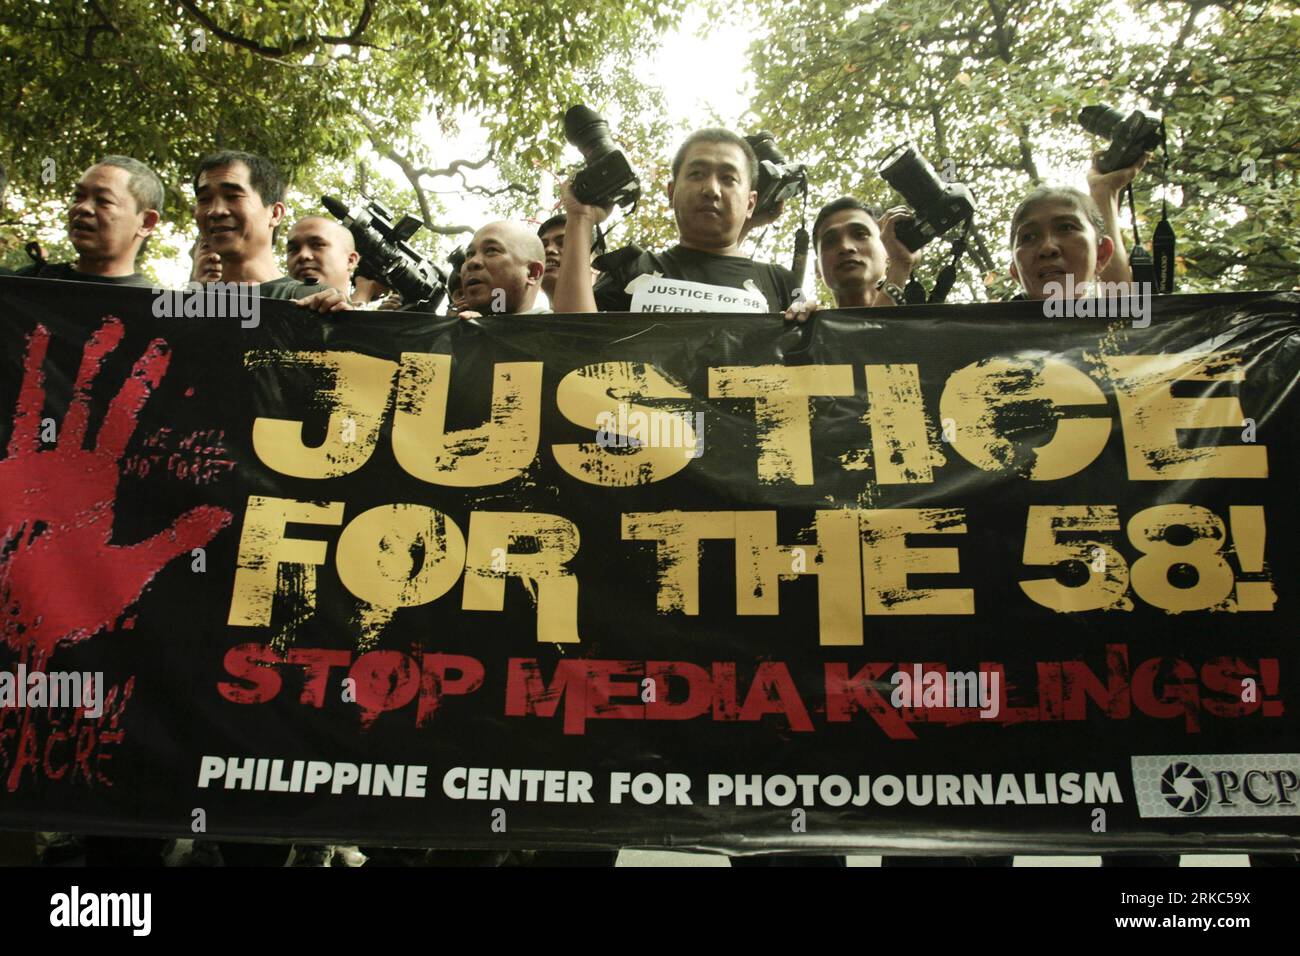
13 156 163 287
191 150 317 302
552 128 802 317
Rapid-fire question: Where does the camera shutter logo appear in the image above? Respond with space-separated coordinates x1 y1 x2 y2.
1161 761 1210 814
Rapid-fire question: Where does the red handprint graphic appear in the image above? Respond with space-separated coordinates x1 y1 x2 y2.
0 317 233 662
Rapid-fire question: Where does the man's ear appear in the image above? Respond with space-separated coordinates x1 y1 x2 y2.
745 187 757 220
269 201 287 229
1009 258 1022 286
1095 235 1115 276
666 178 675 205
526 260 545 283
347 250 360 274
139 209 161 238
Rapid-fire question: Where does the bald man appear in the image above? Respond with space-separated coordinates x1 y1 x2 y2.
459 220 548 316
287 216 359 296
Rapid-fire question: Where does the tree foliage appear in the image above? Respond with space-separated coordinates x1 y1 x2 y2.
0 0 697 268
745 0 1299 299
3 1 1294 296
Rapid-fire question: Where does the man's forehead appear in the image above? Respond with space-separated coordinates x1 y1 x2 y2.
77 164 129 192
197 162 253 192
471 225 510 247
539 224 565 241
821 209 876 235
290 217 340 239
681 142 746 171
1017 201 1088 228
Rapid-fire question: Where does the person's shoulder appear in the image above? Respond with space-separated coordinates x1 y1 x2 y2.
593 245 663 310
9 263 153 286
594 244 659 283
256 277 319 300
753 256 797 285
14 261 68 280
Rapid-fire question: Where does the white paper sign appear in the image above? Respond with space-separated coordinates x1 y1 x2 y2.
625 273 767 313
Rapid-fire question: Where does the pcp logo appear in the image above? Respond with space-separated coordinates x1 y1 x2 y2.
1133 754 1300 818
1160 761 1210 814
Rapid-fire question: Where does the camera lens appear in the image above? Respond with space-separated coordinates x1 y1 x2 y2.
745 131 787 165
564 105 615 162
1078 105 1126 138
878 143 944 212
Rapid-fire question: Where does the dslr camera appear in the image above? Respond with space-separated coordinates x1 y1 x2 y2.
743 131 808 219
877 143 976 251
565 105 641 210
321 195 447 308
445 246 467 302
1078 104 1163 173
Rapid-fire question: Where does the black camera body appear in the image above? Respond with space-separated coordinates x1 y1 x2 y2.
321 195 447 307
445 246 467 298
1078 105 1163 173
877 143 976 251
565 105 641 210
744 131 808 218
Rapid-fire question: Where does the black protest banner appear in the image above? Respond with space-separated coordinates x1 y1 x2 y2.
1 276 1297 854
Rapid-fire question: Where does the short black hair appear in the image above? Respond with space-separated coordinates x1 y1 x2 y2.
192 150 286 206
812 197 882 250
1008 186 1106 248
537 214 566 237
537 213 599 252
670 129 758 191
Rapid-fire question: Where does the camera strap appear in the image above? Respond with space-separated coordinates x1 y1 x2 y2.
1125 122 1175 295
928 218 972 304
1151 121 1176 294
791 186 810 292
1124 183 1158 292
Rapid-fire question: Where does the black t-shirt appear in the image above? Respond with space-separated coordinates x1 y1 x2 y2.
254 276 321 300
592 245 800 314
12 262 152 286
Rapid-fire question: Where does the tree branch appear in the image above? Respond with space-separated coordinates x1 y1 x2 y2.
361 116 489 236
176 0 377 60
82 0 121 60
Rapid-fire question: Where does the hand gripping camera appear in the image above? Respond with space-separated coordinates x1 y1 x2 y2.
1078 104 1164 173
743 131 808 219
564 105 642 210
876 143 977 252
321 195 448 308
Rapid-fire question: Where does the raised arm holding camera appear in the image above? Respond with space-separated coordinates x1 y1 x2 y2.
552 113 801 317
1088 152 1148 286
1079 103 1165 288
